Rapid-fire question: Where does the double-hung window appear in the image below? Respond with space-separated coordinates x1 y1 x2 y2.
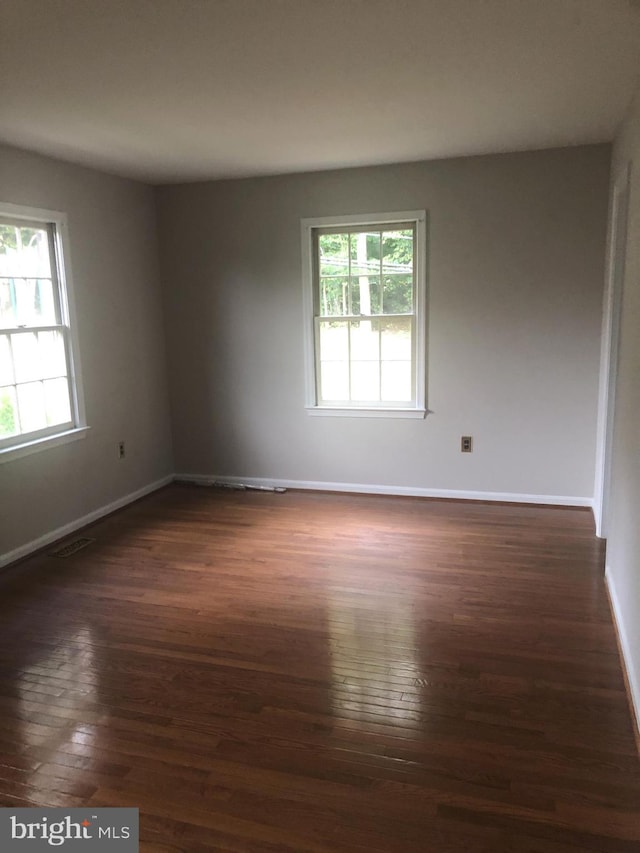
302 210 426 417
0 203 86 460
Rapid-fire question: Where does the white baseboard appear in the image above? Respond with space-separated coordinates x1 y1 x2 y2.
175 473 592 508
0 474 174 569
605 567 640 739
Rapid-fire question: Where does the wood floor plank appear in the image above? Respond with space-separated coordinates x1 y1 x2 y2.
1 485 638 851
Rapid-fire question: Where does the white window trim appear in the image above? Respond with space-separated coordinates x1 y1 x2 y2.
0 201 88 463
301 209 427 418
0 426 90 465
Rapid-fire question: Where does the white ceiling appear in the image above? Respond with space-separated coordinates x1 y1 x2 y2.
1 0 640 184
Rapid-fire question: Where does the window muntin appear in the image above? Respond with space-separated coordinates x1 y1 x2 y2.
0 209 83 450
303 211 426 416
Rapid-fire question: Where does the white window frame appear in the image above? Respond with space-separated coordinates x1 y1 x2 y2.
0 202 88 463
301 210 427 418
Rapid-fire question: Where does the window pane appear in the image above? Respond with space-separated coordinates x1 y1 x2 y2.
39 330 68 379
0 225 51 278
17 381 47 432
351 361 380 401
44 377 71 426
319 320 348 361
350 278 359 315
0 335 14 384
381 361 412 402
382 275 413 314
350 231 380 277
320 277 349 316
350 275 380 316
0 385 19 436
320 361 349 401
31 278 56 325
350 319 379 360
382 230 413 275
381 317 412 360
319 319 349 401
370 277 382 314
0 278 18 326
0 277 56 327
319 233 349 277
12 332 41 382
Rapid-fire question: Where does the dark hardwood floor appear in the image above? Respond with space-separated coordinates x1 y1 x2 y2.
1 484 639 852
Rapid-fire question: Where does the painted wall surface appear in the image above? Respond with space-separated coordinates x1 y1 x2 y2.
0 144 174 558
606 84 640 725
156 145 610 500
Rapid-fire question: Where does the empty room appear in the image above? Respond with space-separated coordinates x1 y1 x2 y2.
1 1 640 850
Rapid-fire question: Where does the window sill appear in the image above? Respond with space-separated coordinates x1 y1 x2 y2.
306 406 427 419
0 426 90 465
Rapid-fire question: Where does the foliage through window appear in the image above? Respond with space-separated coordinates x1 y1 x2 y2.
0 205 84 453
302 211 426 416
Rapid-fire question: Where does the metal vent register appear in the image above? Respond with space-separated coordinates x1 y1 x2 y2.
49 537 95 558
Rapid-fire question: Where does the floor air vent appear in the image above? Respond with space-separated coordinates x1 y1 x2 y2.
49 537 95 558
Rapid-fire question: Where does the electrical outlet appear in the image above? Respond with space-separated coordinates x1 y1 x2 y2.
118 441 126 459
461 435 473 453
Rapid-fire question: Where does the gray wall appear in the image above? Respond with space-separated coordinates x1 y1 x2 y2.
606 85 640 725
0 144 174 560
156 145 610 499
